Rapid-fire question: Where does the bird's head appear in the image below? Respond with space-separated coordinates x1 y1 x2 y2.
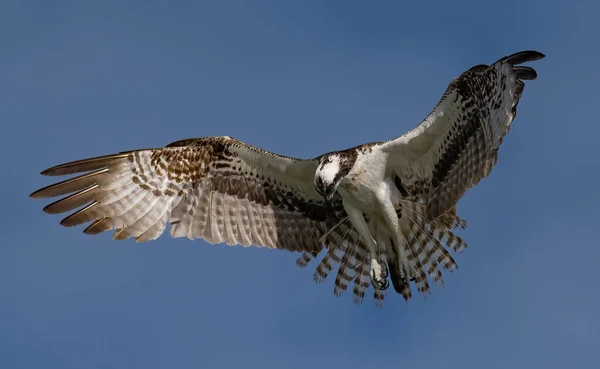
314 153 352 201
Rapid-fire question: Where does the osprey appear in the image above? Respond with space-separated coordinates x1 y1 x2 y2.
31 50 544 305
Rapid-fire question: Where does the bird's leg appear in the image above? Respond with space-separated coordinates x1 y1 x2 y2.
373 225 390 280
343 200 388 290
376 184 414 285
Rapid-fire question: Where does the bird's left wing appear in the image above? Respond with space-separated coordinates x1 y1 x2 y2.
380 50 545 219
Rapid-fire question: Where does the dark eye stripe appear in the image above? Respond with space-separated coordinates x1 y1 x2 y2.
314 177 326 196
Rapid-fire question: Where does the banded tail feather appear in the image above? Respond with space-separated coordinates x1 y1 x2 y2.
297 198 468 305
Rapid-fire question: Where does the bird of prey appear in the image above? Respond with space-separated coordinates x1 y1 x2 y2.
31 50 544 305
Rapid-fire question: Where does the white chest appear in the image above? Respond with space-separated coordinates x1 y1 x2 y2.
337 150 389 212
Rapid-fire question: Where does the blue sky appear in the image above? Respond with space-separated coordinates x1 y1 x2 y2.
1 0 599 368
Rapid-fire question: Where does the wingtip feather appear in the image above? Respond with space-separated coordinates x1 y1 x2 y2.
30 169 108 199
40 152 133 176
500 50 545 65
513 66 538 80
83 217 113 235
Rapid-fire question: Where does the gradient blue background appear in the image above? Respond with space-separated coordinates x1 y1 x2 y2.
2 1 599 368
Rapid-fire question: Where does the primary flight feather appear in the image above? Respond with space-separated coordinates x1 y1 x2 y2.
31 50 544 305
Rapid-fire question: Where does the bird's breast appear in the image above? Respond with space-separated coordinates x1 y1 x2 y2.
338 172 381 213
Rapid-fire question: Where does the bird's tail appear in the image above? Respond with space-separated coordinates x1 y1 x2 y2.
296 200 467 306
390 200 467 299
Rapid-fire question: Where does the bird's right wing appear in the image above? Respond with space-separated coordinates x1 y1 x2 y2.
31 136 348 252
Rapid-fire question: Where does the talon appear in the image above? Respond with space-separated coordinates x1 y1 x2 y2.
369 259 390 290
380 279 389 290
371 277 388 290
400 262 413 284
381 264 389 279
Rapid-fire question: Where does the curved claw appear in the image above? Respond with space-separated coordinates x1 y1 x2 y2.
371 275 389 290
381 264 389 279
380 278 389 290
369 259 391 290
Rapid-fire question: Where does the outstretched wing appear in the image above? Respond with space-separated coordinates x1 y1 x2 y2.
381 50 545 219
30 136 350 253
